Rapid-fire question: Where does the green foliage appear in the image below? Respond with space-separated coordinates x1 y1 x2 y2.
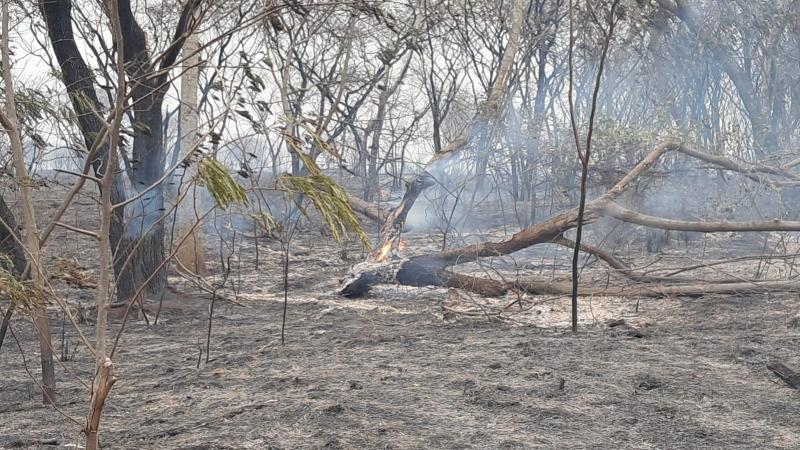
252 212 284 235
279 173 371 250
0 254 43 312
279 130 370 250
591 119 658 164
198 157 248 209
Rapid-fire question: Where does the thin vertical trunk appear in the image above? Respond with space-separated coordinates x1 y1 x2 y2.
365 65 392 202
175 31 206 275
510 152 520 202
526 41 550 214
85 1 124 447
1 0 56 404
568 0 619 332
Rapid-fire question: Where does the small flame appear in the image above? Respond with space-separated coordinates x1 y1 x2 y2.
374 239 394 262
372 236 407 263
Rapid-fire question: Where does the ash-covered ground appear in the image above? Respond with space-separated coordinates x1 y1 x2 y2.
1 183 799 449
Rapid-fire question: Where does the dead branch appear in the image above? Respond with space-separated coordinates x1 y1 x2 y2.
675 146 800 185
598 202 800 232
348 194 390 224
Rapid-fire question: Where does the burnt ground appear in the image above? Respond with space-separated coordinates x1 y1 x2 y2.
1 183 800 449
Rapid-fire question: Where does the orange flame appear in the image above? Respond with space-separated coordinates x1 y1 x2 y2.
374 239 394 262
372 236 408 263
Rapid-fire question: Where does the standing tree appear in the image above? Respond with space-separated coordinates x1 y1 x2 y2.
38 0 207 305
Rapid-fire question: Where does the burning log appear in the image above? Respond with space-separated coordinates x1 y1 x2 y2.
341 140 800 299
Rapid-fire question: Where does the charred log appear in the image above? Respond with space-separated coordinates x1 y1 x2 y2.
340 260 403 297
341 255 800 299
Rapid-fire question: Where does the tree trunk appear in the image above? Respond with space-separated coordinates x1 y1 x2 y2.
114 89 168 304
0 195 26 274
38 0 131 304
174 31 207 275
1 2 56 403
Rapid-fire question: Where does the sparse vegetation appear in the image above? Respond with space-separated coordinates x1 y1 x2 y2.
1 0 799 448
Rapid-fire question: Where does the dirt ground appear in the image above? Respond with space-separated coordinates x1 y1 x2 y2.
1 184 800 449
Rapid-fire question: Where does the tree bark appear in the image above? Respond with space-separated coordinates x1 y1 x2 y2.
0 195 26 274
38 0 129 304
84 358 116 450
174 30 207 275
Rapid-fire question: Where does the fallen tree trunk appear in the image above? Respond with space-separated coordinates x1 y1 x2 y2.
341 139 800 298
341 256 800 298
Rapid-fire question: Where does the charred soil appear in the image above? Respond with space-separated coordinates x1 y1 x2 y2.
1 185 799 449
